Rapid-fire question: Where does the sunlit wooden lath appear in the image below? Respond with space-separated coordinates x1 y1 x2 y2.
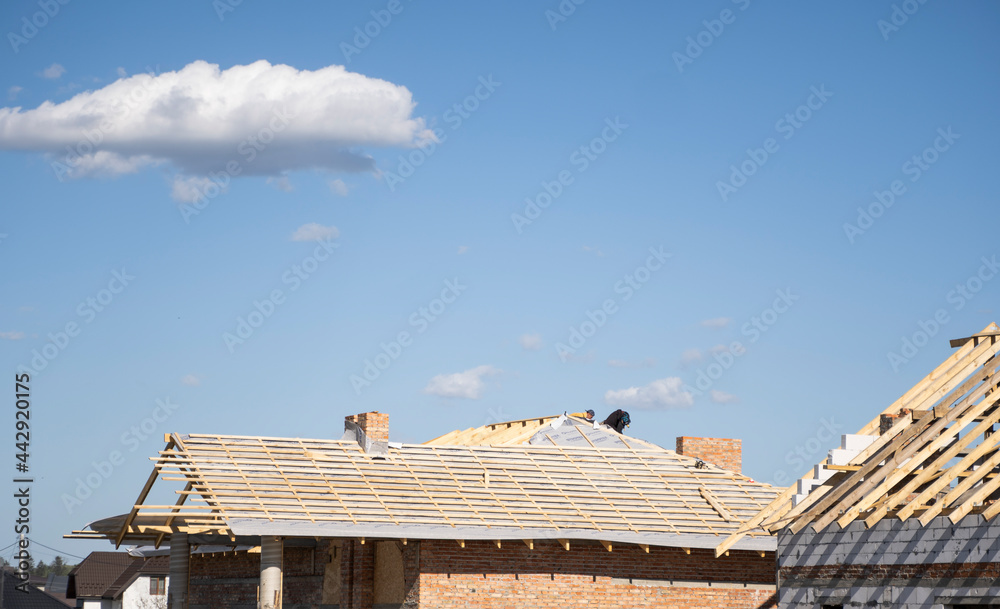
716 322 1000 556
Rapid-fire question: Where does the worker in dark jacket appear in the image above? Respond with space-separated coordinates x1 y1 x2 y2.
602 409 630 433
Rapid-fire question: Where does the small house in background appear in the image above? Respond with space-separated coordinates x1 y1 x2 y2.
0 569 73 608
70 412 779 608
720 323 1000 608
66 552 169 609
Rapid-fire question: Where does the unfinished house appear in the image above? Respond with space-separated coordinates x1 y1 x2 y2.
70 412 780 609
719 322 1000 608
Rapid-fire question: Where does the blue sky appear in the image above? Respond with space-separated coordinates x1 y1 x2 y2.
1 1 998 560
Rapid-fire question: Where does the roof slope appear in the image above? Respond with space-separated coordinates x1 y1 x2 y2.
73 423 779 552
66 551 134 599
1 571 74 609
717 323 1000 555
426 413 665 450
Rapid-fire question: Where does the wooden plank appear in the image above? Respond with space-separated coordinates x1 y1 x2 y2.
700 487 735 522
838 389 999 528
116 438 175 548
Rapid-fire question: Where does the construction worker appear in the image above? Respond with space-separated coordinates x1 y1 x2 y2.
571 410 596 422
602 409 630 433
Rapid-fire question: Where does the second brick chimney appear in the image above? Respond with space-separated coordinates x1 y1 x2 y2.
676 436 742 474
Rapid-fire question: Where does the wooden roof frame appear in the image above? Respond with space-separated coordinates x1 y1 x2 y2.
716 322 1000 556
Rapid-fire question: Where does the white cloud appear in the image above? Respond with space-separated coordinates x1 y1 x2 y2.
423 365 500 399
604 377 694 410
582 245 604 256
171 175 226 203
267 176 293 191
328 178 349 196
701 317 732 329
0 331 26 340
40 63 65 79
608 357 656 368
708 344 730 354
8 86 22 101
457 245 469 255
181 374 201 386
291 222 339 242
116 67 128 78
1 60 433 184
519 333 543 351
710 389 739 404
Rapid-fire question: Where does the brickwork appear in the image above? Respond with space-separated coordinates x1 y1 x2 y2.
416 540 775 609
347 411 390 444
676 436 742 474
185 538 773 608
778 514 1000 608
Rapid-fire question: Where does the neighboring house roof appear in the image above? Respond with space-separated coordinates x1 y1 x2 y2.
717 322 1000 556
66 551 135 599
1 570 76 609
103 555 168 600
71 416 779 552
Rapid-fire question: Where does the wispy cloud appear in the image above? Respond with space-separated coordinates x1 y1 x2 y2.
519 333 543 351
171 175 225 203
267 176 293 192
679 349 702 365
116 67 127 78
328 179 349 196
608 357 656 368
40 63 65 79
181 374 201 386
423 365 500 399
710 389 739 404
291 223 339 242
7 86 22 101
604 377 694 410
700 317 732 329
582 245 604 256
457 245 469 255
0 331 26 340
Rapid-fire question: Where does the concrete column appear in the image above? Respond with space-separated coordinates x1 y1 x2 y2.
168 532 189 609
260 536 283 609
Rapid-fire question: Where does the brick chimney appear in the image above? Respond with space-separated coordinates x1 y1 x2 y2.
346 411 389 444
676 436 742 474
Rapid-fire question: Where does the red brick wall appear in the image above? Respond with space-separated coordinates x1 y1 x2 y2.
188 538 773 609
676 436 742 474
347 411 390 443
417 540 775 609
